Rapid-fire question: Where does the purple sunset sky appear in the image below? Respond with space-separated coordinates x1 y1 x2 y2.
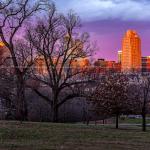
82 20 150 61
55 0 150 61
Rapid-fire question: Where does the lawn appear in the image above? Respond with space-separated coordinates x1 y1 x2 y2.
0 121 150 150
119 118 150 124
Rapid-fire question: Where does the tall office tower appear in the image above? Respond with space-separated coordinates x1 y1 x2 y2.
118 50 122 63
121 30 141 72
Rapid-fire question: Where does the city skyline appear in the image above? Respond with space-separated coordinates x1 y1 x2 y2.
55 0 150 61
0 29 148 64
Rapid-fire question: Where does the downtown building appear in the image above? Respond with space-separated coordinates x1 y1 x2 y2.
118 50 122 64
0 42 10 64
121 30 141 72
94 58 121 73
141 56 150 73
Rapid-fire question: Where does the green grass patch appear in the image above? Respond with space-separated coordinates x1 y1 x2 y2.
0 121 150 150
120 118 150 124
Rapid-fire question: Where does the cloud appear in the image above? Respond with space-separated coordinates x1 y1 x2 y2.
55 0 150 21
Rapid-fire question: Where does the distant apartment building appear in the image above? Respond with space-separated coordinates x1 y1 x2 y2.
0 42 4 47
35 55 90 76
71 58 90 69
118 50 122 63
34 56 48 75
94 59 105 67
142 56 150 73
121 30 141 72
94 58 121 73
0 42 12 73
0 42 10 64
105 61 121 72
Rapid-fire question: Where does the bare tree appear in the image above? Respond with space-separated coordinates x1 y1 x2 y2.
0 0 43 120
141 77 150 132
130 75 150 132
27 4 94 122
0 72 15 119
0 45 15 119
90 74 129 129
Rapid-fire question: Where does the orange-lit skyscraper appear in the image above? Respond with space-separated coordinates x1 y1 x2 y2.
121 30 141 72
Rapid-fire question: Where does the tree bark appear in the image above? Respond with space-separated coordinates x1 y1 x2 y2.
103 119 105 124
142 97 146 132
16 75 28 121
142 113 146 132
52 106 58 122
142 111 146 132
116 114 119 129
52 90 59 122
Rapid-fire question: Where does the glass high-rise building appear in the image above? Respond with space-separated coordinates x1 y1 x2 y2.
121 30 141 72
118 50 122 63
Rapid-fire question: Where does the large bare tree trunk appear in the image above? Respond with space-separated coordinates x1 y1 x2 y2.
116 114 119 129
0 0 42 121
52 92 59 122
142 113 146 132
142 102 146 132
16 75 28 121
52 106 58 122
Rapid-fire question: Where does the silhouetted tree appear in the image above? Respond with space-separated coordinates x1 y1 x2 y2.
90 74 129 129
27 4 94 122
0 65 15 119
130 75 150 132
0 46 16 119
0 0 43 120
141 77 150 132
